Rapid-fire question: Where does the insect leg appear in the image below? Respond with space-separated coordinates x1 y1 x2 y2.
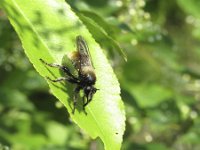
40 59 78 80
46 77 67 82
46 76 79 84
72 86 81 114
83 97 90 107
82 96 88 115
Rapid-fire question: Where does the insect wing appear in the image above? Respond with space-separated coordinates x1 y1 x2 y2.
76 35 94 68
67 51 81 72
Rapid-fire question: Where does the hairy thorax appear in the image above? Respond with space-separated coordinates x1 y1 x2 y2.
80 66 96 85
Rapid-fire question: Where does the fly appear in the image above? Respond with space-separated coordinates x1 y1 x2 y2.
40 35 98 114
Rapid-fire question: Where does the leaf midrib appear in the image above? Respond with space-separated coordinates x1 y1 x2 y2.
12 0 54 62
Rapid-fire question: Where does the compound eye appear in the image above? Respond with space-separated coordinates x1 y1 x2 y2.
84 86 91 95
86 86 91 91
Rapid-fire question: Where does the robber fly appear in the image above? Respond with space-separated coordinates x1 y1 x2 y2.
40 35 98 114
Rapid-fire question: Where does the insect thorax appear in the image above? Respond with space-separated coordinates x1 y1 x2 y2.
80 66 96 85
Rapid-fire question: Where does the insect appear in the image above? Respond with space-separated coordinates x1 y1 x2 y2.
40 35 98 114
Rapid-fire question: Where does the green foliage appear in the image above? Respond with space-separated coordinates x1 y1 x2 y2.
1 0 200 150
0 0 125 150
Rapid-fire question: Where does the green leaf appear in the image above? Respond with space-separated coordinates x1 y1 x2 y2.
0 0 125 149
76 11 127 62
126 84 172 108
177 0 200 18
80 10 121 37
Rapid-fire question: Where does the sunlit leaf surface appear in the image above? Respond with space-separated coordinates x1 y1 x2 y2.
0 0 125 149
